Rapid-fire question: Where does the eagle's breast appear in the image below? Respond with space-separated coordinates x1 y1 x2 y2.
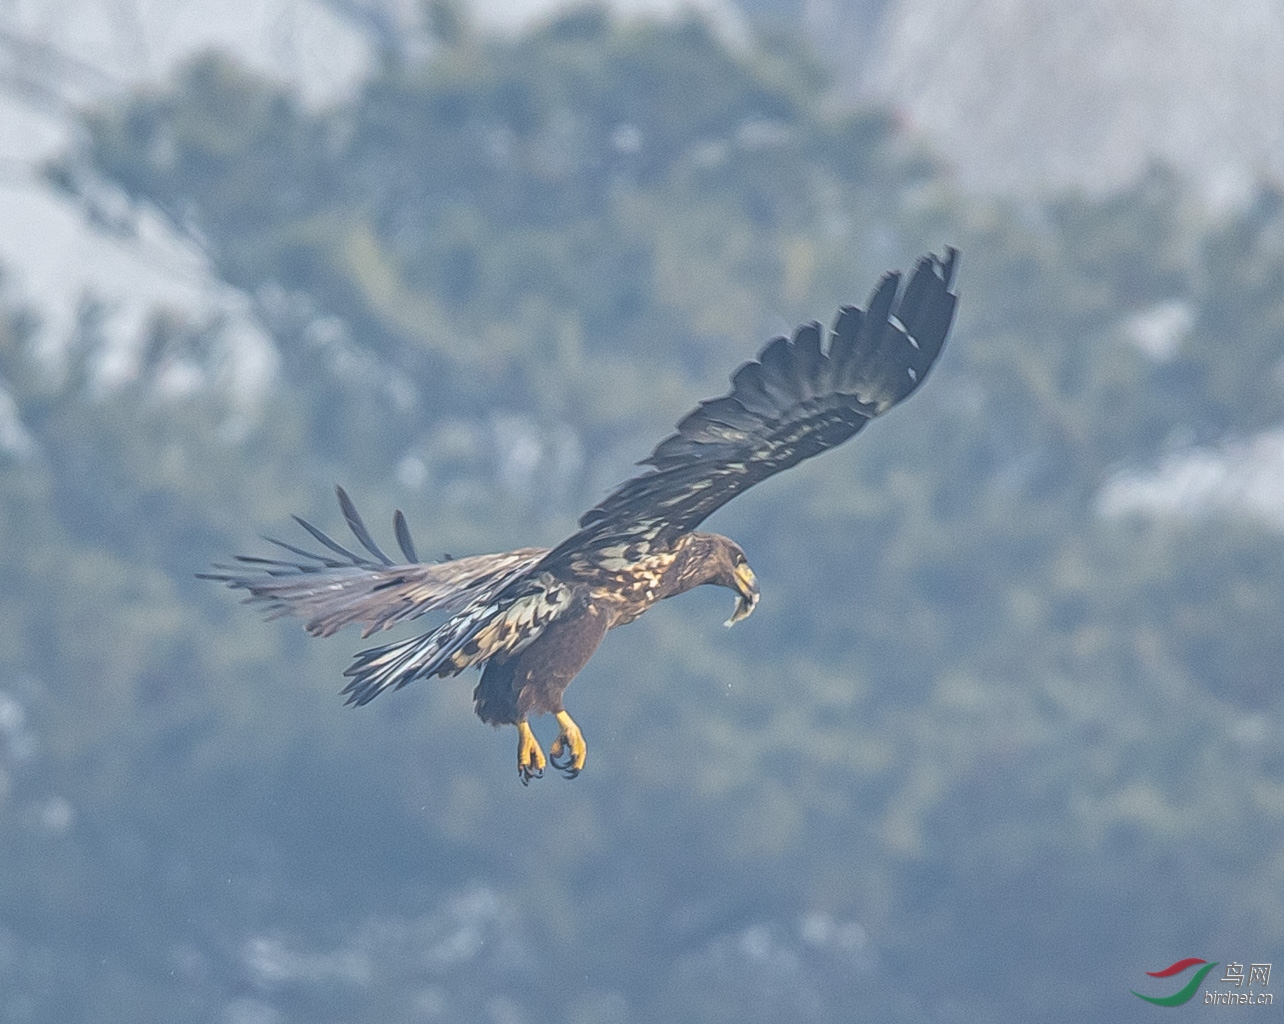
566 540 686 627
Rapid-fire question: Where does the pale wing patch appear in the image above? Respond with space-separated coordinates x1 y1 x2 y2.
340 573 582 705
446 578 576 670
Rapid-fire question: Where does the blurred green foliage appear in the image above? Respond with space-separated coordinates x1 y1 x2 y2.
1 8 1282 1022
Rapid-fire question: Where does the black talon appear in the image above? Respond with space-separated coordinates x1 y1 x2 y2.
549 746 573 772
519 764 543 786
549 746 581 779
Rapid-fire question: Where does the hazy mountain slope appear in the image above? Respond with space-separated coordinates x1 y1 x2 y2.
852 0 1284 205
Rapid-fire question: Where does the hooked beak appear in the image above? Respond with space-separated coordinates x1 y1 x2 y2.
724 563 760 627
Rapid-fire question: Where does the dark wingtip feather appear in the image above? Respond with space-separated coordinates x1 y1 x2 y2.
791 322 824 397
393 510 418 563
633 250 960 481
941 246 959 288
336 486 393 565
864 270 901 328
291 513 365 564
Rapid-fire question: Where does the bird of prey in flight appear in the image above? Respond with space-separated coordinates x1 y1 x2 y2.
203 250 959 783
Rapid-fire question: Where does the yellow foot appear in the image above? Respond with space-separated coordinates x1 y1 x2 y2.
517 720 546 785
548 710 587 779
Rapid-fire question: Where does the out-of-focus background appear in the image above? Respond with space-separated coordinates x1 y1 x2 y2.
1 1 1282 1020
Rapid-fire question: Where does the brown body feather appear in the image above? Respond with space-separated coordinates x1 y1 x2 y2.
472 532 751 724
475 590 608 723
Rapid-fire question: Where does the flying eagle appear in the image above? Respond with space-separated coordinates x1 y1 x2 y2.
203 250 959 783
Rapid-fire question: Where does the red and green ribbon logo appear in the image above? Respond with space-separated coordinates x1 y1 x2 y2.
1132 958 1219 1006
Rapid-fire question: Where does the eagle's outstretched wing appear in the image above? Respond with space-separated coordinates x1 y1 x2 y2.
202 487 573 705
540 249 959 570
199 486 547 639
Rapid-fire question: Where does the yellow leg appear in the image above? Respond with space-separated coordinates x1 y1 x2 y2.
517 720 546 785
548 710 588 778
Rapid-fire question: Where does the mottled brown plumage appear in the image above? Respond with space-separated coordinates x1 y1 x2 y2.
202 250 959 783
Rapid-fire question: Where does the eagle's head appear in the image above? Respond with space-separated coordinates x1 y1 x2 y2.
698 534 759 627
